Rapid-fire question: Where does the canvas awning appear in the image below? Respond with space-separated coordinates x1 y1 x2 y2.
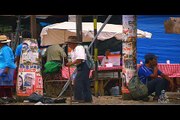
40 21 152 46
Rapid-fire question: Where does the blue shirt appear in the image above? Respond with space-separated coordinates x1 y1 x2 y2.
0 45 16 69
138 64 162 84
15 43 23 57
15 43 40 57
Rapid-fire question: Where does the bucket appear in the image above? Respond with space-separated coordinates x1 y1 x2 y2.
110 86 119 96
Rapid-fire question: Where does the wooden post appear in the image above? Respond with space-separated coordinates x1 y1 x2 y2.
30 15 37 39
93 15 99 96
121 15 137 100
76 15 82 42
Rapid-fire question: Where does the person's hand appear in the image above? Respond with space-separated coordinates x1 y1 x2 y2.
66 62 72 67
153 60 158 67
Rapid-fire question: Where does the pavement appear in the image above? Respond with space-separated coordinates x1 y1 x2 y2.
2 92 180 105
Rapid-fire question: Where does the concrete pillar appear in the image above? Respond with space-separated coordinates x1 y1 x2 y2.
122 15 137 100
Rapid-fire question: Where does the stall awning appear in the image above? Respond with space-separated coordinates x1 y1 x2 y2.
40 21 152 46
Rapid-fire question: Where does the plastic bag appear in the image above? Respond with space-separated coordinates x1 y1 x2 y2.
44 61 61 73
84 46 95 70
128 73 148 100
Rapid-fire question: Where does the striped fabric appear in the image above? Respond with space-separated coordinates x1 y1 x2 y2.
62 64 180 79
137 64 180 78
158 64 180 78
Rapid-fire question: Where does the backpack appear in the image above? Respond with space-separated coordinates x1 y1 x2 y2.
84 46 95 70
128 73 148 100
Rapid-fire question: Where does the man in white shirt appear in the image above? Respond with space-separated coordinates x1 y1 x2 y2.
66 36 92 103
101 49 111 66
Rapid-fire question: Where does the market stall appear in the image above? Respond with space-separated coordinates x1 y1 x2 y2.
40 21 152 46
40 21 152 97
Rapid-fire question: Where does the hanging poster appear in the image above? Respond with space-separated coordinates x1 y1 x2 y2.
16 38 43 96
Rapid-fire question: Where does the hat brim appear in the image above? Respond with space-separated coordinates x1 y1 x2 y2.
0 39 11 43
65 41 82 44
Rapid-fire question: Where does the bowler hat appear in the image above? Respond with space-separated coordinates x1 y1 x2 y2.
0 35 11 43
66 36 82 44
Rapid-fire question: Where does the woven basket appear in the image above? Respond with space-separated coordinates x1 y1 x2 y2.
44 80 71 98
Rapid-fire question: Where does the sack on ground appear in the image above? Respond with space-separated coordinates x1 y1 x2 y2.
128 73 148 100
27 92 44 102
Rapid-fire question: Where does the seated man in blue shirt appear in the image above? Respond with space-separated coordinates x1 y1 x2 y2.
138 53 174 100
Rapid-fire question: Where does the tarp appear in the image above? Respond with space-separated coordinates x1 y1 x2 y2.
164 17 180 34
40 21 152 46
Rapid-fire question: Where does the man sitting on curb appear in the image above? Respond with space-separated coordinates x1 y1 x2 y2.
138 53 175 101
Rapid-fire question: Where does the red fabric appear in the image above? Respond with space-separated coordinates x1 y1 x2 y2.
62 64 180 79
137 64 180 78
61 67 76 79
61 66 122 79
158 64 180 78
98 56 104 62
0 87 12 97
62 67 93 79
98 66 122 71
13 69 17 87
0 70 17 97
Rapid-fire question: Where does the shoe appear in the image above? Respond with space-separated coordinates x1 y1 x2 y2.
84 101 92 103
0 98 5 104
84 99 93 103
54 98 66 103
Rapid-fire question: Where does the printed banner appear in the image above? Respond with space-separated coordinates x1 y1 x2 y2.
16 39 43 96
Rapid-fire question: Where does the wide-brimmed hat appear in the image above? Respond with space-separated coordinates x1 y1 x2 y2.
66 36 82 44
0 35 11 43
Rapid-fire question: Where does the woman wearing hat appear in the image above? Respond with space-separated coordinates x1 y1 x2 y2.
66 36 92 103
0 35 16 98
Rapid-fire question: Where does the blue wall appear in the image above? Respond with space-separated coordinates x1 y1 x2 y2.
137 15 180 64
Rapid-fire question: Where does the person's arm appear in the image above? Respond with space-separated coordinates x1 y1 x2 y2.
15 56 20 68
15 45 21 67
66 59 82 67
59 46 68 65
3 47 12 74
161 73 175 91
